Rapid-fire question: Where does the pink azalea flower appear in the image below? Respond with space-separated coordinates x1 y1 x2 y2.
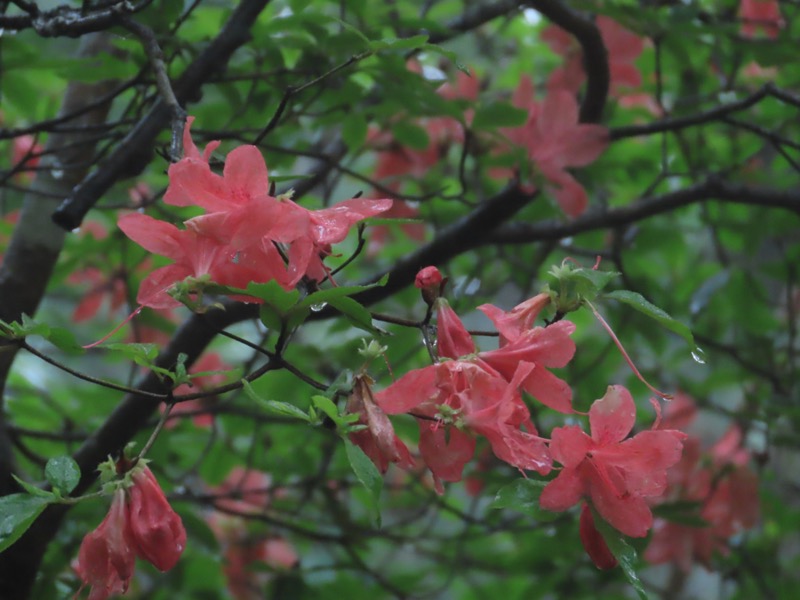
542 17 645 96
69 266 129 323
76 490 136 600
503 77 608 217
208 513 298 600
346 375 415 473
739 0 784 39
597 16 645 91
283 196 392 283
477 319 576 413
477 292 551 345
540 385 686 538
127 182 152 208
368 67 478 184
126 466 187 572
370 132 440 181
376 360 551 491
166 117 391 289
118 213 267 308
645 399 760 571
435 299 476 359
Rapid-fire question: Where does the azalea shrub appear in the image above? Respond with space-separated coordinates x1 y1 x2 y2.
0 1 797 599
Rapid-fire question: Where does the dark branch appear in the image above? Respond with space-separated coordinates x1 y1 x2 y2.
0 1 148 37
525 0 609 123
486 177 800 244
51 0 273 231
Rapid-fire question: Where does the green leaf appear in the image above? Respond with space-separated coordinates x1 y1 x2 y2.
603 290 695 347
567 268 620 295
246 281 302 330
295 278 387 313
103 343 160 367
0 315 83 353
11 476 57 500
342 113 368 150
490 479 560 521
311 395 341 423
420 43 469 74
44 457 81 495
242 380 311 422
652 500 709 527
390 121 430 150
327 296 381 335
471 102 528 130
246 281 301 313
344 439 383 527
591 508 649 600
369 34 429 52
45 327 84 354
0 494 50 553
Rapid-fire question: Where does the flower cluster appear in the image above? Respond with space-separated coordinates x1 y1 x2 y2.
347 266 689 568
75 465 186 600
119 117 392 309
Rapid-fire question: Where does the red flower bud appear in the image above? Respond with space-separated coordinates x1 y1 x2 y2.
415 266 444 306
415 266 443 289
126 466 187 571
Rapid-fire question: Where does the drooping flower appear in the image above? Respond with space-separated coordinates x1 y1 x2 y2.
540 385 685 538
69 266 129 323
346 374 415 473
76 490 136 600
126 466 187 572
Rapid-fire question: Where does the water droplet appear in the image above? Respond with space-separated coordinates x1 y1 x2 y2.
691 347 706 364
51 168 64 180
310 302 327 312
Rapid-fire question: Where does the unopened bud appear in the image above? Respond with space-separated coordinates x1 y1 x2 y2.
415 266 445 306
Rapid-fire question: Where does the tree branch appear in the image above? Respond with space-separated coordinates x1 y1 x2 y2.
51 0 273 231
525 0 609 123
485 177 800 244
